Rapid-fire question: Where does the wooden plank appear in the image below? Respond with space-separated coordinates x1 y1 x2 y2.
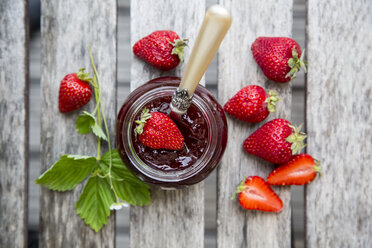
0 0 28 247
39 0 117 247
217 0 293 247
129 0 205 247
305 1 372 247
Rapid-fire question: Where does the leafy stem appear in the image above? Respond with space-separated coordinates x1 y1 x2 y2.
88 47 121 203
36 48 151 232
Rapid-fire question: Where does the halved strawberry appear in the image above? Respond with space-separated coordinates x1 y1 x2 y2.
267 154 321 185
135 108 184 150
232 176 283 212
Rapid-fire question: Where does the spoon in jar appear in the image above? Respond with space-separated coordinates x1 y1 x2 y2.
170 5 232 121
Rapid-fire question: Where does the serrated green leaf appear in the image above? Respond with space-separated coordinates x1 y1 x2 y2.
76 111 107 141
100 149 151 206
91 122 108 141
75 176 115 232
76 111 96 134
35 155 96 191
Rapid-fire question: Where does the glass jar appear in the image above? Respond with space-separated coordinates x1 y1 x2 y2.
116 77 227 188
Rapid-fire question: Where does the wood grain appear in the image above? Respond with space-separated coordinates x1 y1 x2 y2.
129 0 205 247
217 0 293 247
0 0 28 247
305 0 372 247
39 0 117 247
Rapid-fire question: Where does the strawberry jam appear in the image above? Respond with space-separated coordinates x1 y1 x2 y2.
132 96 208 171
116 77 227 188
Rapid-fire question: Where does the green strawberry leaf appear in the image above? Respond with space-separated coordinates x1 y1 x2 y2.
100 149 151 206
35 155 96 191
91 122 108 141
76 111 107 141
75 175 115 232
76 111 95 134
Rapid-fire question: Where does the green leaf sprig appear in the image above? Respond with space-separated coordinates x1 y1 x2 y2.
36 48 151 232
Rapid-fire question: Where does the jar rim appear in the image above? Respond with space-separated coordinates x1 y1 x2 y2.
121 86 217 182
116 77 228 187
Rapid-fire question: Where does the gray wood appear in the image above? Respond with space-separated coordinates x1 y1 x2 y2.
217 0 293 247
129 0 205 247
0 0 28 247
39 0 117 247
305 1 372 247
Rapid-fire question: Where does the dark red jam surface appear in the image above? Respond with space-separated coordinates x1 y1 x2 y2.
132 96 209 171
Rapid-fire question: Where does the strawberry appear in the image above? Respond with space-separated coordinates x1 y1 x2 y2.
224 85 279 123
243 118 306 164
58 68 93 113
267 154 321 185
251 37 307 83
232 176 283 212
135 108 184 150
133 30 188 71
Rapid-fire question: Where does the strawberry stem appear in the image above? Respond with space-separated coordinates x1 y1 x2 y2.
76 68 93 83
135 108 152 135
285 124 307 155
169 38 189 62
285 47 307 80
265 90 280 113
314 159 322 177
231 179 247 200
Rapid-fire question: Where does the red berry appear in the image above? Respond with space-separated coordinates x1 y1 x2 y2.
135 108 184 150
267 154 321 185
133 30 188 71
58 68 92 113
251 37 307 83
233 176 283 212
243 118 306 164
224 85 279 123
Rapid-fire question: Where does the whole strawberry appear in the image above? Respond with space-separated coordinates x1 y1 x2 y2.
135 108 184 150
59 68 93 113
232 176 283 212
243 118 306 164
133 30 188 71
251 37 307 83
224 85 279 123
267 154 321 185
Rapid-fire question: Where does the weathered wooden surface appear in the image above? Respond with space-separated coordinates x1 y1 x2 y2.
129 0 205 247
0 0 28 247
217 0 293 247
305 0 372 247
39 0 117 247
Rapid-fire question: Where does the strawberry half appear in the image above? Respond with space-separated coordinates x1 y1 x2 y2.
232 176 283 212
251 37 307 83
133 30 188 71
58 68 93 113
243 118 306 164
135 108 184 150
224 85 280 123
267 154 321 185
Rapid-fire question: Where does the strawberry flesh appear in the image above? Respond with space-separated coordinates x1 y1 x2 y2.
244 118 294 164
133 30 187 71
267 154 321 185
236 176 283 212
224 85 278 123
58 73 92 113
137 111 184 150
251 37 303 83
